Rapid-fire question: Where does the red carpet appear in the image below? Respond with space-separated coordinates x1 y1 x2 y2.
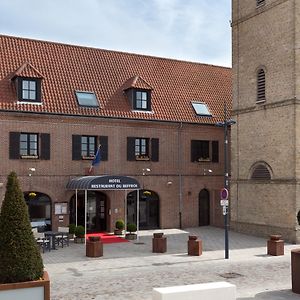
86 232 128 244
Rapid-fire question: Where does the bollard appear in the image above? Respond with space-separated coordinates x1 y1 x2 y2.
152 232 167 253
292 249 300 294
86 236 103 257
267 235 284 256
188 235 202 256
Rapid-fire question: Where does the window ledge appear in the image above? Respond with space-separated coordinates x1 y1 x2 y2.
21 155 39 159
17 101 43 105
197 158 210 162
135 156 150 161
82 156 95 160
256 100 266 104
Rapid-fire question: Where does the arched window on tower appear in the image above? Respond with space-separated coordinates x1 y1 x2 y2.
256 0 265 7
250 163 272 180
257 68 266 102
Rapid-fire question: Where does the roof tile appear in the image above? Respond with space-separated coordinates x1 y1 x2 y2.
0 35 232 124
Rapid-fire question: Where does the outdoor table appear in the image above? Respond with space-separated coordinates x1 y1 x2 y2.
44 231 66 250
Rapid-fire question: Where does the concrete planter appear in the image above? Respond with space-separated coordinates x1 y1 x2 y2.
0 271 50 300
74 237 85 243
114 229 124 236
125 233 137 240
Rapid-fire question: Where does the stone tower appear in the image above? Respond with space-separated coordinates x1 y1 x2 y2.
231 0 300 242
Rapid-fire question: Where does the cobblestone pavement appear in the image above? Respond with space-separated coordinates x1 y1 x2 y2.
43 227 300 299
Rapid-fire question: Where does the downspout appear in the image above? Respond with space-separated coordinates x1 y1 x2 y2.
178 122 183 228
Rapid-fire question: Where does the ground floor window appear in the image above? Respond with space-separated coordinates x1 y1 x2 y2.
70 191 108 233
24 192 51 232
127 189 159 230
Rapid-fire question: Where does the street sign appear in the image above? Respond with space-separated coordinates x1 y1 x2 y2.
220 199 229 206
220 188 229 200
222 206 227 216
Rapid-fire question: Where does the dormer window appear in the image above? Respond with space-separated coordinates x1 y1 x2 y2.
122 76 153 112
22 79 37 100
134 90 151 111
17 77 41 102
12 63 43 103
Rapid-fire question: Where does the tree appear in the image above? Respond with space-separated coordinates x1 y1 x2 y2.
0 171 44 283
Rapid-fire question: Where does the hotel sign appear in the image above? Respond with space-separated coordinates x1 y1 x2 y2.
67 175 141 190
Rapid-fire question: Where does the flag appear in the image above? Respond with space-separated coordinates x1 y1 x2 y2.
89 145 101 173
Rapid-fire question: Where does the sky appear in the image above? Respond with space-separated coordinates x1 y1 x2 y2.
0 0 231 67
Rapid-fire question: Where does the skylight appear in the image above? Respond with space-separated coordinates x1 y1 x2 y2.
191 102 212 117
75 91 99 107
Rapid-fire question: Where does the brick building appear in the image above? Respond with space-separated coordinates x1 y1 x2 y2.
0 35 231 233
231 0 300 242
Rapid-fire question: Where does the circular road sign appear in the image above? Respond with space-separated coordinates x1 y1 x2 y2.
220 188 229 200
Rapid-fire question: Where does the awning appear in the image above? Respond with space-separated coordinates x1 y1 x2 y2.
66 175 140 190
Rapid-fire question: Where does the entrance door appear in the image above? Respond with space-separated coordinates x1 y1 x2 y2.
199 189 210 226
70 191 107 233
127 190 159 230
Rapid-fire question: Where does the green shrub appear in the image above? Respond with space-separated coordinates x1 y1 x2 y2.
115 219 125 230
75 225 85 238
127 223 137 233
69 223 76 234
0 172 44 283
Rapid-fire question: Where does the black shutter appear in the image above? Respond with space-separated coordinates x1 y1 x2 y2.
40 133 50 160
127 137 136 161
191 140 198 162
212 141 219 163
72 135 82 160
9 132 20 159
99 136 108 161
151 138 159 162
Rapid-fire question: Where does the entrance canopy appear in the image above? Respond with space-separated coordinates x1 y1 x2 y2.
66 175 140 190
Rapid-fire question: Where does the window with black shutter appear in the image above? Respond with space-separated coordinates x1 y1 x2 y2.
81 136 96 158
20 133 38 157
9 132 50 160
191 140 210 162
257 68 266 102
127 137 158 161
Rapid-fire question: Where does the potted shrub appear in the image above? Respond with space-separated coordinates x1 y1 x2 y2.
74 225 85 243
68 223 76 240
0 171 50 299
114 219 125 235
125 223 137 240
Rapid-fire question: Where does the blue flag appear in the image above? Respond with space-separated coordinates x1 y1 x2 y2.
92 146 101 167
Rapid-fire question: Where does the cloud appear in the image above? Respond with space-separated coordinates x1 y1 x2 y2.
0 0 231 67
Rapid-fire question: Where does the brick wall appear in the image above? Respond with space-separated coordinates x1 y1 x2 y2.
0 112 225 231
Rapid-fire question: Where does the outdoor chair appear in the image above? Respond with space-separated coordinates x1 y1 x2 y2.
33 231 51 253
57 226 70 248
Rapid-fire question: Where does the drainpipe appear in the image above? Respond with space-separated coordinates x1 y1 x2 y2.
178 122 183 228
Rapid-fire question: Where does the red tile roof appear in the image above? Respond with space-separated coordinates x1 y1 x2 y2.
12 62 44 79
0 35 232 124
